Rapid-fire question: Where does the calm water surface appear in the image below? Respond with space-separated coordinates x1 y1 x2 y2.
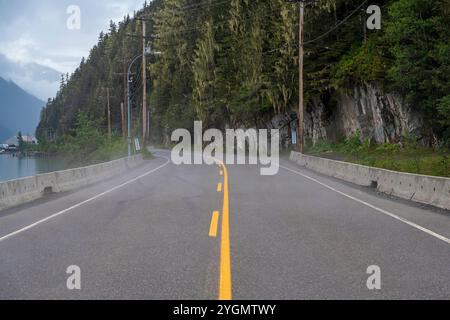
0 154 71 182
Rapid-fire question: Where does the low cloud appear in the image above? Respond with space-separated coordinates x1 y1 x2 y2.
0 53 60 100
0 0 146 99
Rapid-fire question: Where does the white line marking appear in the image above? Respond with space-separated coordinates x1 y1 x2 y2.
0 157 170 243
281 164 450 245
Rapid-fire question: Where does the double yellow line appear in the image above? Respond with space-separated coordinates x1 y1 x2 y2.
208 161 232 300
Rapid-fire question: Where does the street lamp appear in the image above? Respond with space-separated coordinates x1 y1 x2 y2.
127 54 143 157
126 48 163 157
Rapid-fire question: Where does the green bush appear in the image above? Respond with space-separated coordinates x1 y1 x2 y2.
141 146 154 160
376 143 401 155
339 130 362 155
306 139 334 154
40 111 128 166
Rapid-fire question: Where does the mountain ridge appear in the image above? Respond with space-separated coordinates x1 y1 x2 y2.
0 76 44 142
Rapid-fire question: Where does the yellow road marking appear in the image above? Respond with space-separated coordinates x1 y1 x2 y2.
217 183 223 192
216 161 232 300
209 211 220 238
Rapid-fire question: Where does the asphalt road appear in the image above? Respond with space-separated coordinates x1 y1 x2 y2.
0 150 449 300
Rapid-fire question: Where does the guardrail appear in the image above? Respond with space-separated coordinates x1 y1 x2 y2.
290 152 450 211
0 155 143 211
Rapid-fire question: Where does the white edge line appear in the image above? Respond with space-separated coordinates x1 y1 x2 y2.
0 157 170 243
280 165 450 245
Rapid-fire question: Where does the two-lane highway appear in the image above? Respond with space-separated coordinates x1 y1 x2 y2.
0 150 449 299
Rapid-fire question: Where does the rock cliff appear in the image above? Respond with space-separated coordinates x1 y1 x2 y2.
303 84 429 145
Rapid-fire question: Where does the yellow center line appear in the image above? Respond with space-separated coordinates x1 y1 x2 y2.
209 211 220 238
216 161 232 300
217 183 223 193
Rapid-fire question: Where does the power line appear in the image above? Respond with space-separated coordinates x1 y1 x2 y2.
260 1 371 55
119 1 291 54
150 0 367 54
146 1 376 110
304 0 369 44
150 1 293 38
142 0 230 17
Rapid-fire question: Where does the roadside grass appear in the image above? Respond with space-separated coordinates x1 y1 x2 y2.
141 146 154 160
305 133 450 178
40 134 129 166
87 136 128 164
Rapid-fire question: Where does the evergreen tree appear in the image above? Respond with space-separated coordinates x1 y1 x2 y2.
36 0 450 146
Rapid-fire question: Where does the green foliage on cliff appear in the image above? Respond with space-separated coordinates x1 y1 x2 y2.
333 0 450 142
332 36 388 88
36 0 450 147
385 0 450 132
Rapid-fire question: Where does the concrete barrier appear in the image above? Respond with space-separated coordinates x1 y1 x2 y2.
0 155 143 211
290 152 450 211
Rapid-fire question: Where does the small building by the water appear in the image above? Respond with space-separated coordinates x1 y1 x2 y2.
3 135 38 146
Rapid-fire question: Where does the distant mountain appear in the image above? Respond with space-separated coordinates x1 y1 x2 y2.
0 54 61 83
0 53 60 101
0 77 44 143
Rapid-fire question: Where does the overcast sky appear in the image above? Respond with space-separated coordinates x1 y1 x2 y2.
0 0 146 100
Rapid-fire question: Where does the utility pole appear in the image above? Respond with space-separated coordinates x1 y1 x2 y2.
122 58 128 139
126 21 161 156
127 54 143 157
142 20 147 144
114 57 130 139
147 110 150 142
298 1 305 153
291 0 316 153
124 65 128 138
121 102 126 139
100 87 113 140
107 87 111 140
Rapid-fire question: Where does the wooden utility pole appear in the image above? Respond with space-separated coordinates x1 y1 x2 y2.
128 18 160 146
114 57 129 139
123 60 128 139
142 20 147 144
292 0 316 152
298 1 305 153
121 102 126 139
147 110 150 142
107 87 111 140
123 59 128 139
101 87 113 140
